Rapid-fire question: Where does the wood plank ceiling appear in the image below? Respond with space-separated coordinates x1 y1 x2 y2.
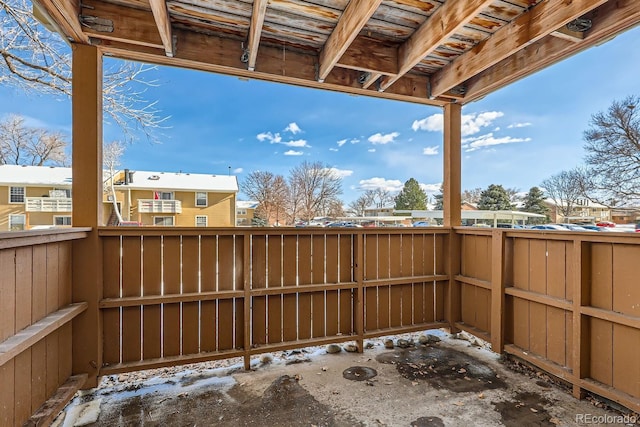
34 0 640 106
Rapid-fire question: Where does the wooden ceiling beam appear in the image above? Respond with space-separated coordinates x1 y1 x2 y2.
81 0 164 50
97 29 447 107
336 37 398 76
463 0 640 103
149 0 174 57
430 0 608 98
317 0 383 83
378 0 493 92
246 0 269 71
32 0 88 43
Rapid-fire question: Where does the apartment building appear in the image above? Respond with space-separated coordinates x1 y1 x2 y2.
106 169 238 227
0 165 73 231
544 198 612 223
236 200 258 226
0 165 238 229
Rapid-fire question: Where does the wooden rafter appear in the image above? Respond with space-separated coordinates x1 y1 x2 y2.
378 0 493 92
32 0 88 43
149 0 174 57
317 0 382 83
246 0 269 71
430 0 609 98
463 0 640 102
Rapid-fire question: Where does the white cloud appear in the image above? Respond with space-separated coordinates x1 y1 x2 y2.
368 132 399 145
337 139 348 147
412 114 443 132
284 139 309 148
420 182 442 195
494 127 501 131
233 167 244 174
412 111 504 137
462 132 531 152
329 148 339 152
284 122 302 134
257 132 282 143
324 167 353 178
358 177 404 193
284 150 303 156
422 145 439 156
368 148 376 153
350 138 360 144
507 122 532 129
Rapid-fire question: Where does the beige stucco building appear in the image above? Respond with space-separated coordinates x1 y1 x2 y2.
0 165 238 229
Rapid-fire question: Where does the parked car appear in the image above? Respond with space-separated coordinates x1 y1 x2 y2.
596 221 616 227
553 224 591 231
412 221 431 227
326 221 362 228
530 224 567 231
496 223 524 229
578 225 605 232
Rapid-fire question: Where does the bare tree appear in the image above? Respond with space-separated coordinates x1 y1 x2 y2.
103 140 125 223
289 161 343 223
583 95 640 205
461 187 483 204
348 193 374 216
1 0 166 141
0 114 67 165
365 188 394 208
242 171 289 225
541 169 583 218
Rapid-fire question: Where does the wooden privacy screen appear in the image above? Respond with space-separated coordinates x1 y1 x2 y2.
454 228 640 413
0 229 88 427
98 228 449 375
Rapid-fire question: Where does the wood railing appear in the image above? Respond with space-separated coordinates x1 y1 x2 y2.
453 228 640 413
97 227 450 374
0 228 89 427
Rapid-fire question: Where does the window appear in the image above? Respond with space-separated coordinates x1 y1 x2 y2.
54 216 72 226
9 187 25 203
154 191 173 200
153 216 174 226
9 214 25 231
195 215 208 227
51 188 72 198
195 192 207 207
237 209 247 216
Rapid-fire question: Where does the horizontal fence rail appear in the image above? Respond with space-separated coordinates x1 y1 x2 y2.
0 228 89 427
97 227 450 374
453 227 640 413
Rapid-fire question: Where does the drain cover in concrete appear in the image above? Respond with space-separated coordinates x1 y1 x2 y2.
342 366 377 381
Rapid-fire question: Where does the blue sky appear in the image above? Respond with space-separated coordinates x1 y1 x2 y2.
1 26 640 204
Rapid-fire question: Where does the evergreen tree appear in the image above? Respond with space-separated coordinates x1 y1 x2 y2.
394 178 428 210
477 184 513 210
520 186 549 223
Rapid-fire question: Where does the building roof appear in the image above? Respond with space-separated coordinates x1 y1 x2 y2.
544 198 609 209
117 170 238 193
236 201 259 210
0 165 72 187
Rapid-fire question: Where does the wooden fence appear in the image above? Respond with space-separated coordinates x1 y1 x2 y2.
97 228 449 374
0 229 89 426
454 228 640 413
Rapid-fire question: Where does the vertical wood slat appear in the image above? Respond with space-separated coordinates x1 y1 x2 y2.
121 238 141 363
243 234 251 369
446 230 461 330
0 249 16 426
573 239 590 399
143 237 162 360
163 236 181 357
355 233 364 351
217 236 235 350
297 236 312 340
182 236 200 356
200 236 217 352
311 236 326 338
102 237 121 365
491 230 505 353
251 236 267 345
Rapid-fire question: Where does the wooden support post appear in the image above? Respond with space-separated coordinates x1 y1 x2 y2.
491 229 506 353
71 44 104 388
443 103 462 332
243 232 252 370
572 238 591 399
443 103 461 228
355 233 364 352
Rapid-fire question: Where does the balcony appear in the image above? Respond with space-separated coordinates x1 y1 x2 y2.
25 197 73 212
137 199 182 214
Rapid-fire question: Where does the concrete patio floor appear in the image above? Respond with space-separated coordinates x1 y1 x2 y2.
54 332 637 427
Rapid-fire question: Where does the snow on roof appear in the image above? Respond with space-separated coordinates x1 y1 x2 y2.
544 198 609 209
0 165 72 187
120 170 238 193
236 201 259 209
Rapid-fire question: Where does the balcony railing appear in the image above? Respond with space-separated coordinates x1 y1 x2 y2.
25 197 73 212
137 199 182 213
